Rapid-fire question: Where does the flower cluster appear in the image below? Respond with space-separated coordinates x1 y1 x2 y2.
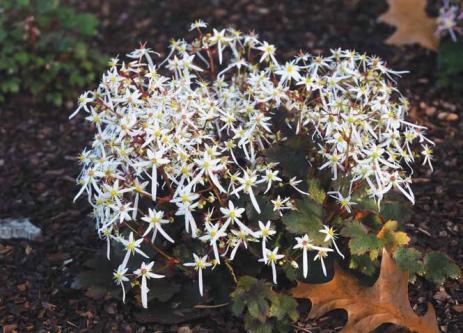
72 21 432 307
437 0 463 41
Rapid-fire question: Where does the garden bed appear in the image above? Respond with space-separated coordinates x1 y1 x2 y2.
0 0 461 332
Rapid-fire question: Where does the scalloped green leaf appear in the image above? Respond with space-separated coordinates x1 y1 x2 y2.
424 251 461 284
393 247 424 282
282 198 324 244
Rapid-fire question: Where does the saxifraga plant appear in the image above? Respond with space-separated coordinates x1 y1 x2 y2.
72 21 459 332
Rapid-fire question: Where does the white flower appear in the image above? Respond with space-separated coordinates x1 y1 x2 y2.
255 221 276 264
119 232 149 268
189 19 207 31
172 191 200 237
233 170 264 213
293 235 332 278
319 225 344 259
258 247 284 284
293 235 312 278
314 248 333 277
276 61 301 84
327 191 356 213
271 195 293 216
256 41 277 64
70 91 94 118
199 222 226 263
100 226 113 260
228 229 254 260
219 201 254 236
183 254 212 296
209 28 232 64
134 261 165 308
141 208 174 243
421 144 433 171
113 265 129 303
193 154 226 193
109 200 134 224
263 169 282 194
319 152 344 180
288 177 309 196
141 149 170 201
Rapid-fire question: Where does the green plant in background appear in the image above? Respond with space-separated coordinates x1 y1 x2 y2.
436 0 463 90
0 0 107 106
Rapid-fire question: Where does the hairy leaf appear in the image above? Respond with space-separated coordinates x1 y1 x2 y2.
342 221 382 256
307 178 326 205
393 247 424 282
424 251 461 284
282 198 324 243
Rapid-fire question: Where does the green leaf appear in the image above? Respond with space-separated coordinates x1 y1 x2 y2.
393 247 424 282
244 317 272 333
438 39 463 75
231 297 246 316
269 294 298 322
424 251 461 284
342 221 382 256
282 197 324 244
248 298 270 322
14 51 29 65
231 276 298 332
264 140 309 179
381 196 413 224
75 13 99 37
349 253 379 276
0 0 106 105
75 42 88 60
17 0 30 6
353 194 379 213
236 275 258 290
437 39 463 91
246 194 278 223
307 178 326 205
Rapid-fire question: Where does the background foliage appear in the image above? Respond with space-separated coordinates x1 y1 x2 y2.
0 0 106 106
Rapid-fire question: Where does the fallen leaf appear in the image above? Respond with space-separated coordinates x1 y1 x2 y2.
378 0 438 50
291 248 438 333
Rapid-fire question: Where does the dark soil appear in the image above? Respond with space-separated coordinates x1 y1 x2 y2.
0 0 461 332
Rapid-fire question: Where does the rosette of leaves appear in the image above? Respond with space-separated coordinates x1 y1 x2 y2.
230 276 298 333
0 0 107 106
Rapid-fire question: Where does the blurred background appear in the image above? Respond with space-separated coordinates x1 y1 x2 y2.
0 0 461 332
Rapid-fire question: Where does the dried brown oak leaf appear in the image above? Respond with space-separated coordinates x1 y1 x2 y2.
378 0 438 50
291 248 438 333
